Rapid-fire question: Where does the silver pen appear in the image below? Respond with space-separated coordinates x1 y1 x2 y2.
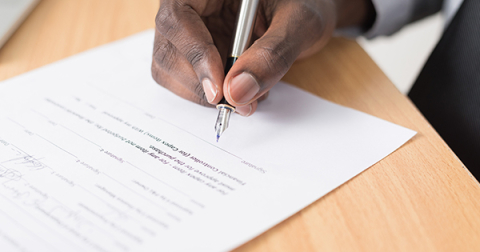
215 0 260 142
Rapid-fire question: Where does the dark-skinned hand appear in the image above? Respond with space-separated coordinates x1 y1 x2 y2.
152 0 374 116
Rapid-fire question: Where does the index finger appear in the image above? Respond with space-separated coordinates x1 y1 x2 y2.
156 0 225 104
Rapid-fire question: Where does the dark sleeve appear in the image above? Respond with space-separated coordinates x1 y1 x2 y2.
411 0 444 23
356 0 445 38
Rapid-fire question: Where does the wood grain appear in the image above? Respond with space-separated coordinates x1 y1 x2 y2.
1 1 479 251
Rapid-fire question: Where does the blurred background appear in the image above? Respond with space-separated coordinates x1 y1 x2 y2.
358 13 444 94
1 0 445 96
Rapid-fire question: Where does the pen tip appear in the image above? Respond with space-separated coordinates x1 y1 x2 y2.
216 134 220 142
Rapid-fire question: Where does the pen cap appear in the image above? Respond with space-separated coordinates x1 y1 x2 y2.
229 0 260 58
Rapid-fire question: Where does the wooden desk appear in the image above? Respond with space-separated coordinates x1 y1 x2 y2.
1 1 479 251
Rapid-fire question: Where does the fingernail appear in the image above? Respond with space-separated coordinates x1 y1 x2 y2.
229 72 260 105
236 104 253 117
202 78 217 103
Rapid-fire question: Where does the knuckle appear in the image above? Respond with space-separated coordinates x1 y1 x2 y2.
295 3 318 20
155 4 180 38
152 57 211 107
184 44 208 68
193 81 207 100
188 83 210 107
255 42 291 75
292 3 326 40
153 39 176 71
194 96 211 107
189 81 211 107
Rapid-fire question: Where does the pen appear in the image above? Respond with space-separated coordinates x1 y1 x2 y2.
215 0 259 142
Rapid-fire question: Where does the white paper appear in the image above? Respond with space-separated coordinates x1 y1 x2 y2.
0 30 415 252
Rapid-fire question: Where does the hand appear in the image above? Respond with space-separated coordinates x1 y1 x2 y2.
152 0 374 116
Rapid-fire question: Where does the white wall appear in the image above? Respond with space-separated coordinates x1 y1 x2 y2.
358 14 444 94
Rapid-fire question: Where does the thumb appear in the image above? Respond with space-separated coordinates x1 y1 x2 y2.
223 2 332 107
223 33 299 107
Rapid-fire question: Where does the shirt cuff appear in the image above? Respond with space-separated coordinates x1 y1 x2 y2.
365 0 415 38
335 0 415 39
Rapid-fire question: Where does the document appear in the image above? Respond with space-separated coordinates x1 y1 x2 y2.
0 30 415 252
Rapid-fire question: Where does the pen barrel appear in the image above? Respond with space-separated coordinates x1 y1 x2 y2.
219 0 259 107
229 0 260 58
219 56 238 106
224 57 238 75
